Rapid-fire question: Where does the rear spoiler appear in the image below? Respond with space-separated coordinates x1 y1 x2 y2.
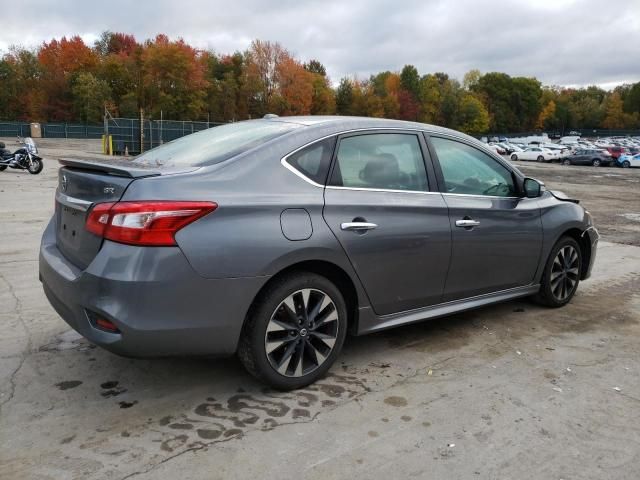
59 157 161 178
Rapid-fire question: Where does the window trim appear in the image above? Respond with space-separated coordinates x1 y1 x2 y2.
425 133 524 199
280 127 439 191
281 134 338 188
280 135 337 187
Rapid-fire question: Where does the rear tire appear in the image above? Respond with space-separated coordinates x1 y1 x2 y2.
622 161 630 168
537 155 544 162
592 158 601 167
238 272 348 390
562 159 571 166
0 165 6 172
534 236 582 308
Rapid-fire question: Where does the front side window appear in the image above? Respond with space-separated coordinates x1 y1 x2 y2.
330 133 428 192
430 137 517 197
285 137 336 185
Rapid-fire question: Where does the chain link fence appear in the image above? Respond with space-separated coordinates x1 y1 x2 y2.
0 118 226 154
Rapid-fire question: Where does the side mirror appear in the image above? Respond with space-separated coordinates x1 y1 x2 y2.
523 178 544 198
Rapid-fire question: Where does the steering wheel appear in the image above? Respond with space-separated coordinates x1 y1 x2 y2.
483 183 510 196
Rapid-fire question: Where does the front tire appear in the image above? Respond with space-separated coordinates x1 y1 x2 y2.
622 161 630 168
534 236 582 308
238 272 348 390
511 154 518 161
0 165 6 172
562 159 571 166
27 158 43 174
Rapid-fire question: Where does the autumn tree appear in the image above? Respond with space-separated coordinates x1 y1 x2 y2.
141 34 208 119
38 36 98 120
274 57 314 115
602 92 625 129
244 40 291 116
536 100 556 130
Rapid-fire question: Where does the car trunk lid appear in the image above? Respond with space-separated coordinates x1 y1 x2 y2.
55 158 162 269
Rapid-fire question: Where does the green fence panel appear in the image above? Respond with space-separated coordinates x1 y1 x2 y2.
0 122 31 137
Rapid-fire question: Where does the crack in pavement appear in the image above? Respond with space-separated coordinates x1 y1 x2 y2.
0 271 32 410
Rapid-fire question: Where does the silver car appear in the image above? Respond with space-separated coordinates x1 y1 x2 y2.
40 116 598 389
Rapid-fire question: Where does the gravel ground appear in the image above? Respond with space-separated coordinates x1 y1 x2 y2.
1 139 639 480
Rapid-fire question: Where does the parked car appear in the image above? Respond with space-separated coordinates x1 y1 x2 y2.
510 147 556 162
487 144 506 155
617 153 640 168
605 146 629 160
39 116 598 389
568 131 582 136
561 149 613 167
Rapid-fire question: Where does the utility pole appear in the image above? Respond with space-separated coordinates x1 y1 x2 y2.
139 108 144 154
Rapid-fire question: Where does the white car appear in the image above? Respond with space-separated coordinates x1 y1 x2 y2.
510 147 556 162
618 153 640 168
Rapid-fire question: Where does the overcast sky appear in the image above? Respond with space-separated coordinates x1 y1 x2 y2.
2 0 639 88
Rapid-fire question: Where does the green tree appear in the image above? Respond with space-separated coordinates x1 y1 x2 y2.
303 59 326 77
623 82 640 115
336 78 354 115
457 93 490 134
71 72 112 123
399 65 420 99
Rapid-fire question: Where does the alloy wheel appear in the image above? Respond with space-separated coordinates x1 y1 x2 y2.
550 245 579 301
264 288 339 377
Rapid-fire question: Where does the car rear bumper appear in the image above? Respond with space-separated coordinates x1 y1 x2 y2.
39 217 269 357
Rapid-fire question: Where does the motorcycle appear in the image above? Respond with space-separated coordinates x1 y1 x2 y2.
0 137 44 174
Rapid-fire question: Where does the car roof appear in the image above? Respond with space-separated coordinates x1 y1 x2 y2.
266 115 480 143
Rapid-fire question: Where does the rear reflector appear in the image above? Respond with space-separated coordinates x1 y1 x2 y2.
86 201 217 246
95 318 120 333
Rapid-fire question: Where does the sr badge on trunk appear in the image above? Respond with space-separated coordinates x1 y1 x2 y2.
61 174 68 192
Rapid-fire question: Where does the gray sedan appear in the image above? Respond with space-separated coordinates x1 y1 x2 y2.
40 116 598 389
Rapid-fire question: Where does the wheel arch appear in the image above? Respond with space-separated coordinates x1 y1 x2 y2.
243 260 361 339
556 227 592 280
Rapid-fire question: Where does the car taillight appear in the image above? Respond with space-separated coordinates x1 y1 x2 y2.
86 201 217 246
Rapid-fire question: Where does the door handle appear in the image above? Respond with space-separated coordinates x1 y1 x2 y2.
455 219 480 228
341 222 378 232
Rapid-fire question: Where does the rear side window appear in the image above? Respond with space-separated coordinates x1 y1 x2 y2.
285 137 336 185
133 120 302 168
330 133 428 192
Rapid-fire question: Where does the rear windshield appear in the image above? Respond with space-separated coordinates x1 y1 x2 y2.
133 120 302 167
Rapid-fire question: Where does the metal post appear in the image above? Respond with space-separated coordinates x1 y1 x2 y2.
139 108 144 154
160 110 163 144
